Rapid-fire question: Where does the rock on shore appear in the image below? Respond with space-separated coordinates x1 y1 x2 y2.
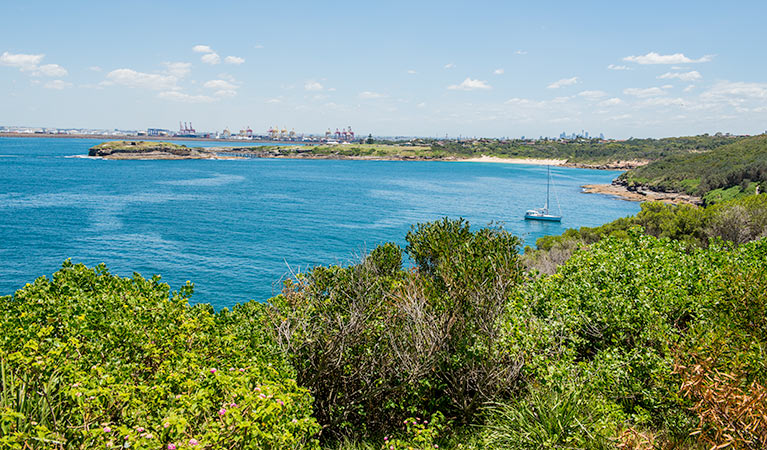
88 141 216 159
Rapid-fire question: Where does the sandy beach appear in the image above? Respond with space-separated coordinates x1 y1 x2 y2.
452 155 567 165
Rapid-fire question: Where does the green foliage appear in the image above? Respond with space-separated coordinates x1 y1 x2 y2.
268 219 525 439
0 262 319 449
381 413 445 450
482 384 618 450
431 134 739 164
619 134 767 199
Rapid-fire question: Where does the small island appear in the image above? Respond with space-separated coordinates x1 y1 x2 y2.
88 141 219 159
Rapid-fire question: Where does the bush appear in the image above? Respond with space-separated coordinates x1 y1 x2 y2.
0 262 319 449
268 218 525 439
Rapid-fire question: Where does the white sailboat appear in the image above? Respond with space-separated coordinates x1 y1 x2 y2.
525 165 562 222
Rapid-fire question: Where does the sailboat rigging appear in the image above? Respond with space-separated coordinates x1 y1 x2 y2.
524 165 562 222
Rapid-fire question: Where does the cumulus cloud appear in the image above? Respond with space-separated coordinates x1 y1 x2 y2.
0 51 44 71
103 68 179 90
43 79 72 90
623 52 713 65
224 56 245 65
203 79 237 90
700 81 767 104
304 80 323 91
157 91 215 103
192 45 214 53
658 70 702 81
493 68 504 75
164 62 191 78
598 97 623 106
444 63 455 69
607 64 631 71
623 87 667 97
214 89 237 98
33 64 68 77
547 77 578 89
447 77 491 91
358 91 386 99
201 53 221 65
407 69 417 74
577 90 607 100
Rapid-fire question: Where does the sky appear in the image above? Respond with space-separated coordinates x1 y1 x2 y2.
1 0 766 139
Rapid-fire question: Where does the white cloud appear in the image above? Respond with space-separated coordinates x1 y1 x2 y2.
103 68 179 90
623 87 667 97
265 98 281 103
683 84 695 92
447 77 491 91
164 62 191 78
192 45 214 53
577 90 607 100
493 68 504 75
358 91 386 99
201 53 221 65
407 69 417 74
623 52 713 65
700 81 767 104
417 102 426 108
640 97 686 107
515 50 527 55
547 77 578 89
33 64 68 77
89 66 102 72
224 56 245 65
214 89 237 98
444 63 455 69
254 44 264 49
598 97 623 106
203 79 237 90
157 91 215 103
607 64 631 71
43 79 72 90
0 51 44 71
304 80 323 91
658 70 702 81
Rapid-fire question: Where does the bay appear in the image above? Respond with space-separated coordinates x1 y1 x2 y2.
0 137 640 308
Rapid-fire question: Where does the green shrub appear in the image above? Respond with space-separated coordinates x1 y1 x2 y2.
268 218 525 438
0 262 319 449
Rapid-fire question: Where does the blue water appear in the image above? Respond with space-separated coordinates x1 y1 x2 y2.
0 137 639 308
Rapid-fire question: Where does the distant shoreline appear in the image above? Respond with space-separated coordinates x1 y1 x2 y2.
0 132 311 146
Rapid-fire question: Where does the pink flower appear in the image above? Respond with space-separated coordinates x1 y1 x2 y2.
239 368 245 372
424 420 428 424
189 438 199 446
229 367 235 371
103 426 112 433
259 394 266 399
136 427 145 432
218 408 226 416
229 402 238 408
254 387 261 392
292 418 298 424
163 422 170 429
210 368 217 374
277 399 284 406
168 445 177 450
175 394 182 400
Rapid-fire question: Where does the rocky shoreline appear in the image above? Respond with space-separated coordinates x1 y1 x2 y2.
581 183 702 205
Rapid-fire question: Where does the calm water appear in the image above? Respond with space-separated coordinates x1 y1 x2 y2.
0 137 639 308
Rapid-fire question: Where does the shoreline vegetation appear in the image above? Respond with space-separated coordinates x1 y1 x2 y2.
3 194 767 449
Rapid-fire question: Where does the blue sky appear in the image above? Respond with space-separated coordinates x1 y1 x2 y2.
1 0 766 138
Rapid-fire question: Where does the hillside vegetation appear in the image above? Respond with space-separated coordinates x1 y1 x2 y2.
617 135 767 203
3 195 767 449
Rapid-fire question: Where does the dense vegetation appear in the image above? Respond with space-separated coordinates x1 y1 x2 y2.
3 195 767 449
618 135 767 203
430 134 741 165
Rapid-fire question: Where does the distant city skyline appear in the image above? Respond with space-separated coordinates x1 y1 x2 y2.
1 0 766 139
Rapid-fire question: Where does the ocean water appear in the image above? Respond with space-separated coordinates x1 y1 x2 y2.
0 137 640 308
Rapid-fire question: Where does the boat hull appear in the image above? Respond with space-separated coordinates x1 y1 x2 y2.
524 213 562 222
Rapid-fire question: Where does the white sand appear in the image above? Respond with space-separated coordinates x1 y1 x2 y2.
452 155 566 165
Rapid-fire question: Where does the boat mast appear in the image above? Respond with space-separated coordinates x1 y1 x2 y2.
545 165 550 213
